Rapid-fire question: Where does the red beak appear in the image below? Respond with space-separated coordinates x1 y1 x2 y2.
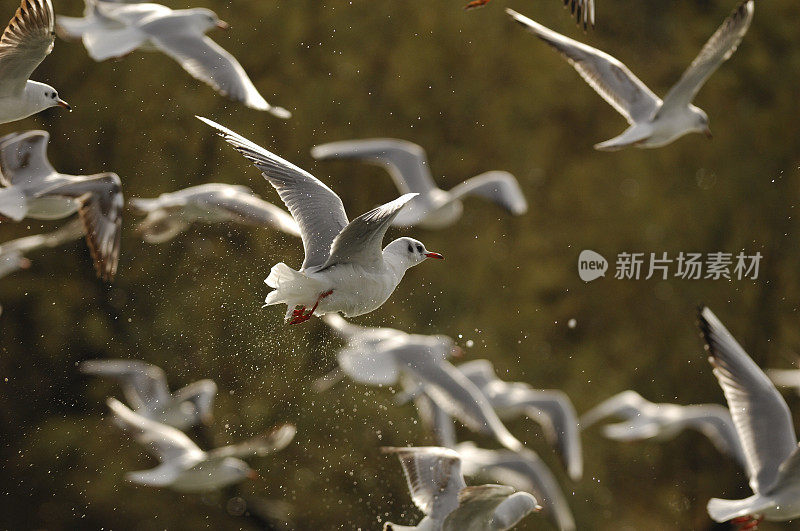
57 98 72 111
247 470 260 481
216 20 230 30
704 127 712 139
451 346 464 358
425 252 444 260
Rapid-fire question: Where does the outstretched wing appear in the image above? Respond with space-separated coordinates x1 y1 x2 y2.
579 390 649 429
209 423 296 459
80 358 171 410
659 0 754 114
699 307 797 494
507 8 660 125
320 193 416 270
0 130 56 187
0 0 55 97
444 486 539 531
446 171 527 216
198 117 348 271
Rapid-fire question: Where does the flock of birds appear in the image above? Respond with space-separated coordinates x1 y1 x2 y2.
0 0 790 529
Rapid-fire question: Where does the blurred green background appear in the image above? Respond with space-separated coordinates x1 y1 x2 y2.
0 0 799 529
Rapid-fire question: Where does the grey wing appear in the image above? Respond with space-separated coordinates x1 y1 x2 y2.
456 359 500 391
170 379 217 422
0 218 82 254
413 391 458 448
579 390 648 430
311 139 438 195
201 190 300 236
209 423 296 459
80 358 171 410
699 307 798 494
44 173 123 281
767 368 800 392
321 313 375 340
446 172 527 215
320 193 417 270
443 485 532 531
517 390 583 481
0 0 55 97
106 398 203 462
0 130 56 186
682 405 746 466
382 446 466 518
507 9 660 125
659 0 754 114
198 117 348 271
146 33 289 118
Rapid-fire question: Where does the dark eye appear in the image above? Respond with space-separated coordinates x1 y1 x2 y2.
51 93 56 99
407 243 413 253
416 244 423 252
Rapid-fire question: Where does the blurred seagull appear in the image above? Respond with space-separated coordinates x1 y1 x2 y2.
382 446 541 531
0 0 71 124
457 359 583 481
0 131 122 281
81 359 217 431
579 389 745 467
507 0 754 150
107 398 296 492
311 139 527 230
317 315 526 453
130 183 300 244
198 117 443 325
699 307 800 528
766 362 800 396
56 0 290 118
465 0 595 30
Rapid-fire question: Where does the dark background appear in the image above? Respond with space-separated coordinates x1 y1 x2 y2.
0 0 798 529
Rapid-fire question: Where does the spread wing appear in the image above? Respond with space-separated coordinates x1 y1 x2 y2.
209 423 296 459
106 397 203 463
659 0 754 114
80 359 171 410
311 139 438 195
146 30 289 118
699 307 797 494
0 130 56 186
0 218 82 255
446 171 527 216
507 8 660 125
444 487 539 531
199 189 300 236
579 390 649 429
320 193 416 270
198 117 348 271
0 0 55 97
382 446 466 518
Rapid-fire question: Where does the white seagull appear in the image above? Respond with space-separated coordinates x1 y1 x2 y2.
106 398 296 492
457 359 583 481
0 130 123 281
56 0 290 118
579 389 745 467
382 446 541 531
507 1 754 150
318 314 527 453
465 0 595 30
0 0 71 124
0 218 83 277
699 307 800 527
198 117 443 325
130 183 300 244
81 359 217 431
311 139 527 229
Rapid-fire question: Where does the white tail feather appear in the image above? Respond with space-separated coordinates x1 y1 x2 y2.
707 496 761 523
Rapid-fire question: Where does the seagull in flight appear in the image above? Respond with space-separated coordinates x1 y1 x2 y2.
56 0 290 118
0 0 71 124
466 0 595 30
699 307 800 528
382 446 541 531
81 359 217 431
0 130 123 281
106 398 295 492
130 183 300 244
198 117 443 325
507 1 754 150
311 139 527 230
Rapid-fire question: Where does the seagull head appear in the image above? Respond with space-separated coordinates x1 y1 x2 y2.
34 84 70 112
189 8 229 31
384 237 443 270
691 107 711 139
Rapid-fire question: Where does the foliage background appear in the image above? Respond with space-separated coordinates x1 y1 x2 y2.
0 0 798 529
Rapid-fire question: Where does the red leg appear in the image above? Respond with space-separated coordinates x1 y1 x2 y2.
288 290 334 325
464 0 490 9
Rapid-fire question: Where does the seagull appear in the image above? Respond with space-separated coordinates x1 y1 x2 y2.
411 393 576 531
507 1 754 150
766 362 800 396
311 139 527 230
456 359 583 481
382 446 541 531
56 0 290 118
317 315 526 453
0 130 123 281
0 0 71 124
699 307 800 528
465 0 595 30
130 183 300 244
198 117 443 324
106 398 296 492
579 389 745 467
81 359 217 431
